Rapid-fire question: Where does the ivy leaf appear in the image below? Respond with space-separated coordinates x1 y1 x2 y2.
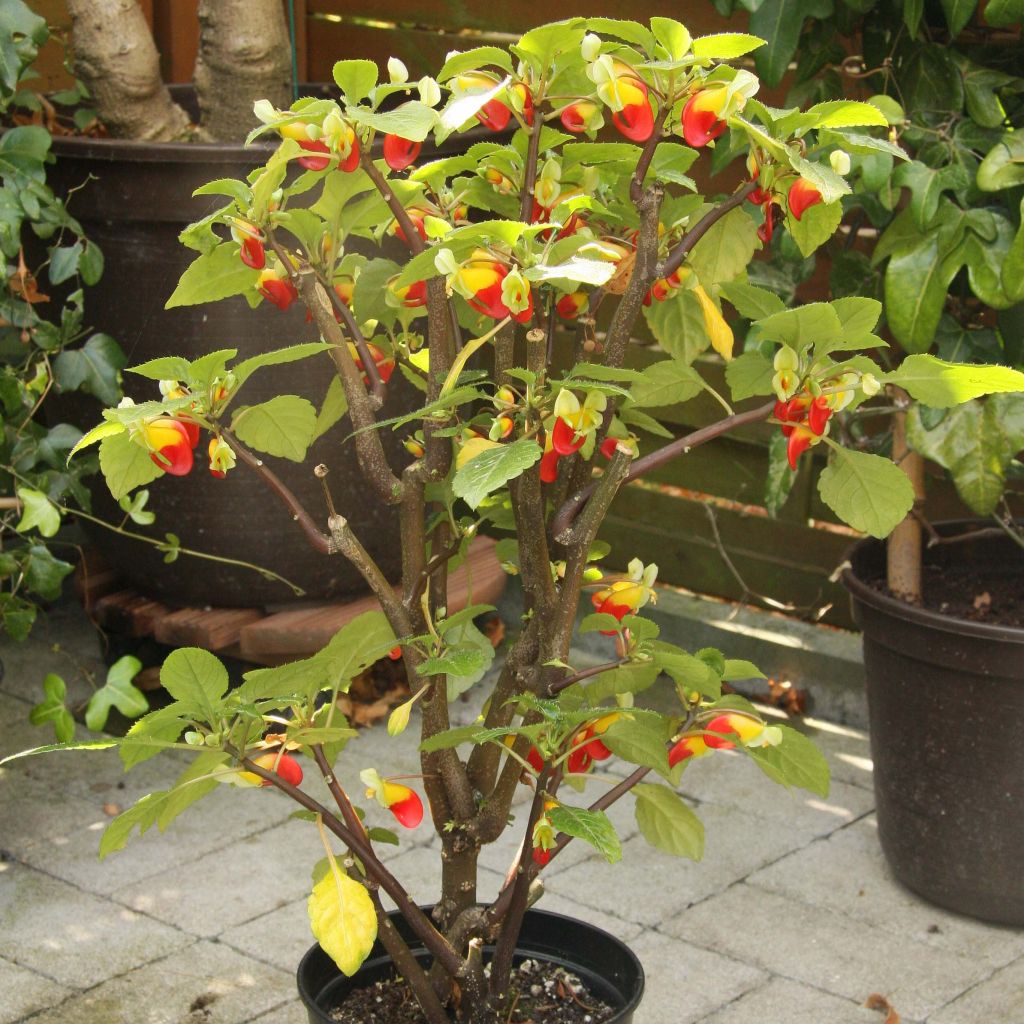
22 545 72 600
231 395 317 461
53 333 126 406
15 487 61 538
30 673 75 743
85 655 148 732
818 447 915 538
634 783 704 860
452 438 541 509
548 806 621 864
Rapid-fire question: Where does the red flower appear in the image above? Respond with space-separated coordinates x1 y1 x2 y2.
239 234 265 270
808 395 831 436
383 783 423 828
788 178 823 221
477 97 512 132
668 736 709 767
247 751 303 787
383 134 422 171
556 291 587 320
786 424 815 470
540 446 560 483
551 416 587 456
560 100 598 133
297 139 331 171
682 91 728 147
144 419 194 476
257 271 298 311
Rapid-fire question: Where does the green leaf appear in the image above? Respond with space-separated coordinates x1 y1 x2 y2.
719 281 785 320
650 17 692 60
332 59 377 102
231 395 317 461
756 303 843 352
978 133 1024 192
984 0 1024 26
48 241 82 285
1003 201 1024 305
580 663 660 702
723 659 766 681
651 642 722 699
98 431 162 501
30 673 75 744
787 152 852 205
786 199 842 258
417 645 492 679
691 33 765 59
100 791 170 858
725 351 774 402
0 738 117 769
165 244 258 308
160 648 229 725
439 620 495 700
157 752 225 830
233 343 333 386
53 334 126 406
804 100 888 129
602 716 671 775
85 655 148 731
22 545 72 600
907 396 1024 515
15 487 60 538
817 447 915 538
689 207 759 289
548 806 621 864
634 783 704 860
750 0 828 86
764 432 797 517
420 724 490 753
452 438 542 510
314 377 349 441
438 46 514 81
643 288 711 365
746 724 830 797
350 102 437 142
885 355 1024 408
940 0 978 35
629 360 703 408
884 235 961 354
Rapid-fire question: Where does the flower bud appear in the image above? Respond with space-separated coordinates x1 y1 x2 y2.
773 345 799 372
861 372 881 397
830 149 851 175
388 57 409 84
418 76 441 107
253 99 278 124
581 33 602 61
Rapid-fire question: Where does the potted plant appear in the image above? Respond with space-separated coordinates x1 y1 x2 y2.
10 14 1023 1020
712 0 1024 924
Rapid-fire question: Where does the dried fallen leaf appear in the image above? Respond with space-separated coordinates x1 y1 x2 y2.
482 614 505 648
864 993 900 1024
10 250 49 304
973 591 991 612
102 802 121 817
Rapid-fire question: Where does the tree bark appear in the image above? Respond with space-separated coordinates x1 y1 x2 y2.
193 0 292 143
65 0 190 141
886 399 926 603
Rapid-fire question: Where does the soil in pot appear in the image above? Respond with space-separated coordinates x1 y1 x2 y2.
328 959 615 1024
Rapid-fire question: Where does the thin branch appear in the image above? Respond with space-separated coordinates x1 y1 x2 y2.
216 428 331 554
629 107 666 204
519 120 543 223
553 445 633 547
552 401 775 540
547 659 629 696
328 513 413 637
362 152 425 255
659 180 759 281
318 268 386 405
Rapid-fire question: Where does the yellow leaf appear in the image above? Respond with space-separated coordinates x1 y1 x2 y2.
694 286 734 362
307 864 378 976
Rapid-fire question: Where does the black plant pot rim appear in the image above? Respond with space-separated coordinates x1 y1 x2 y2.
296 906 645 1023
841 519 1024 645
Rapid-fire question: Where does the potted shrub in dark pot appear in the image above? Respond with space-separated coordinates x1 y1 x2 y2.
710 0 1024 925
9 15 1024 1020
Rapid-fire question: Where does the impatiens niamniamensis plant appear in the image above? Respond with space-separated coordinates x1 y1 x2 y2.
12 17 1024 1023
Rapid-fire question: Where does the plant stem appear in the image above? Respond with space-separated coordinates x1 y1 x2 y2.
552 400 775 539
886 394 924 603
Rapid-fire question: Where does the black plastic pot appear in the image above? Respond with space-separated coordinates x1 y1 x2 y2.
842 522 1024 926
297 907 645 1023
45 87 478 607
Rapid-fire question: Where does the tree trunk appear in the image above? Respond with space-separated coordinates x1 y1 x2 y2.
193 0 292 143
886 400 926 603
65 0 190 141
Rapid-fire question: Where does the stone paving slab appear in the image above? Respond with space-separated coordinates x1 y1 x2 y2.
220 898 313 975
626 930 766 1024
929 957 1024 1024
0 860 189 991
664 883 993 1022
749 814 1024 972
0 957 72 1024
22 939 294 1024
113 818 320 938
546 802 816 928
696 976 889 1024
246 1001 304 1024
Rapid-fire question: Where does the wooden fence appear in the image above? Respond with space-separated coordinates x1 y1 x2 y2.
35 1 994 628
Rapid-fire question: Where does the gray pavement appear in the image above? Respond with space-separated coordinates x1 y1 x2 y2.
1 602 1022 1023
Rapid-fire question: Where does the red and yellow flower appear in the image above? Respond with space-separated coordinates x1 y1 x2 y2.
551 388 607 456
141 417 196 476
361 768 424 829
452 250 533 323
239 751 304 788
257 265 298 311
207 437 235 479
349 342 396 385
787 177 823 220
383 133 422 171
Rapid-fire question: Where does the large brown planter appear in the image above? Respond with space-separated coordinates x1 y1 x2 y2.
48 89 465 607
842 522 1024 925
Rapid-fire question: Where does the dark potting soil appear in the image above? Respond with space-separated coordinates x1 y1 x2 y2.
327 958 616 1024
874 559 1024 629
